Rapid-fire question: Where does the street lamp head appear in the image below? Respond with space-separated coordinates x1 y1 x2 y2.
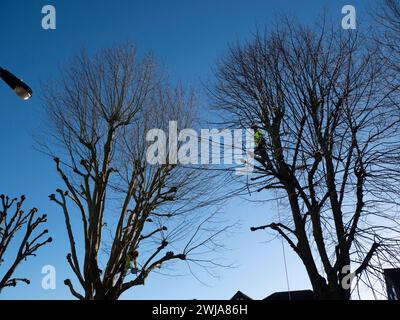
13 83 33 100
0 67 33 100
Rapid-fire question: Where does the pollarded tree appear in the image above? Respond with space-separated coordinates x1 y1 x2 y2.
41 44 229 300
0 195 52 293
210 18 400 299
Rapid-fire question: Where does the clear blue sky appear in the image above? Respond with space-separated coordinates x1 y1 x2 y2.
0 0 369 300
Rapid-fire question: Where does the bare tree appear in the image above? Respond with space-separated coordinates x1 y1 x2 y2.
210 18 400 299
41 44 230 300
372 0 400 72
0 195 52 293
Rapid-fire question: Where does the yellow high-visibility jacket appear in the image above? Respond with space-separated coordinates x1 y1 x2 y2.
254 129 265 147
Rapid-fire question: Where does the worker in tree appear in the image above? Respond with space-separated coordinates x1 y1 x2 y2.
253 125 264 148
125 248 140 274
252 124 268 165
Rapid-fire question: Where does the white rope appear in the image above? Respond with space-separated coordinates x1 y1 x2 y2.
277 198 291 300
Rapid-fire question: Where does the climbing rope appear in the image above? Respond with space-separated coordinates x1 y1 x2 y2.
277 197 291 300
